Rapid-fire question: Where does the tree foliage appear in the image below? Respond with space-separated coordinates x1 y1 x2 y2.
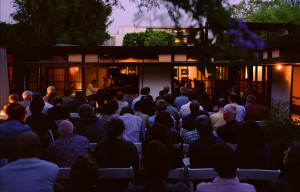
9 0 112 47
122 30 175 46
232 0 300 24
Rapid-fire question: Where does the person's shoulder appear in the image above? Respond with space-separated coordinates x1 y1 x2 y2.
238 182 256 191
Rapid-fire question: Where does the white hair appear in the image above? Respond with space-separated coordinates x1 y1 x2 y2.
58 120 73 136
22 90 32 100
224 104 237 119
47 86 55 94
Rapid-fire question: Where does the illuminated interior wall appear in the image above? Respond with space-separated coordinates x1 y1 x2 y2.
139 65 172 98
271 65 292 103
292 67 300 106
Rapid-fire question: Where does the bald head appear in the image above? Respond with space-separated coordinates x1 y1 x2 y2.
22 90 33 100
47 86 55 94
16 132 41 158
58 120 74 136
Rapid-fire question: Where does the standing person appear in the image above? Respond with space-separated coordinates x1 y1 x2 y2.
18 90 32 108
174 86 189 111
122 85 136 107
0 132 58 192
195 143 256 192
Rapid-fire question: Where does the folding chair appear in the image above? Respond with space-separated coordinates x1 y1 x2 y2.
167 167 185 181
187 168 218 192
256 121 265 127
180 128 188 137
134 142 142 161
237 169 281 182
98 166 134 184
89 143 97 153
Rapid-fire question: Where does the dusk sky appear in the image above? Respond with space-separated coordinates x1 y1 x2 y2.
0 0 241 34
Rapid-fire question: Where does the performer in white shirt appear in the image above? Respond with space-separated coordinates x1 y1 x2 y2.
86 80 99 104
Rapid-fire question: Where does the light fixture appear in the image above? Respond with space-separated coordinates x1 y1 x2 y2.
276 64 282 70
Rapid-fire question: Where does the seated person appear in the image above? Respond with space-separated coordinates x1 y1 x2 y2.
146 123 183 168
210 98 227 131
94 118 139 175
99 99 119 131
182 100 209 131
245 95 266 121
0 103 32 160
126 140 188 192
155 112 181 144
216 104 241 144
190 115 225 168
180 91 203 118
67 91 86 113
134 101 149 129
47 120 89 167
115 91 129 115
270 141 300 192
48 95 71 121
65 155 99 192
18 90 32 108
236 121 270 169
148 99 168 128
0 132 58 192
195 143 256 192
74 104 106 143
119 107 145 143
163 93 180 121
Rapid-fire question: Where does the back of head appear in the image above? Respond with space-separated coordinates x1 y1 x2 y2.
232 85 240 95
47 86 55 94
217 98 227 108
116 91 124 101
31 92 43 102
120 106 134 116
63 89 72 97
224 104 237 120
78 104 94 119
124 85 133 95
155 99 167 113
143 140 171 181
228 92 238 103
180 86 187 96
70 155 99 188
155 112 174 130
238 121 265 151
75 91 84 100
58 120 74 136
163 85 170 93
148 123 172 149
134 101 142 112
30 97 45 115
22 90 32 100
107 118 125 137
6 103 26 121
188 91 197 101
195 115 212 137
9 94 19 103
159 90 166 98
246 95 256 104
209 143 237 178
52 95 63 106
140 87 148 95
163 93 173 105
144 87 150 95
190 100 200 114
16 132 41 158
102 99 118 115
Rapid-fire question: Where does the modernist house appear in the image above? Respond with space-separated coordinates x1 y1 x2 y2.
4 22 300 114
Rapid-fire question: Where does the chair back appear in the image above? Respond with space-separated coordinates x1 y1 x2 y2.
237 169 281 181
